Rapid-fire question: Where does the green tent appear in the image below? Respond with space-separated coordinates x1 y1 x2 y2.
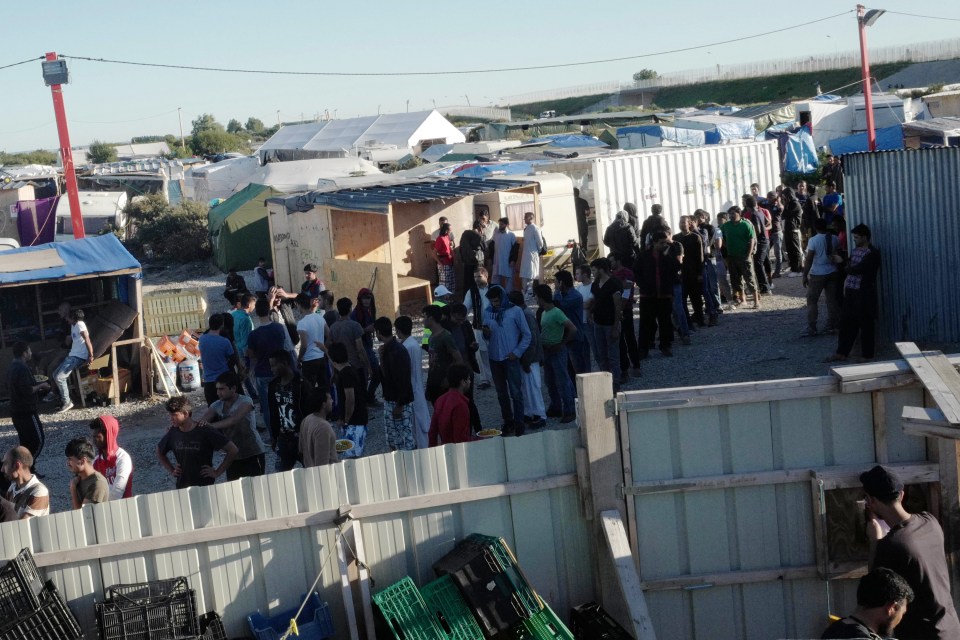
208 183 280 272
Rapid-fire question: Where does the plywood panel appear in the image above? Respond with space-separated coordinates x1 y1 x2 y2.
330 209 391 263
289 207 332 288
268 205 294 290
392 198 474 281
882 387 928 462
827 394 875 465
325 258 398 319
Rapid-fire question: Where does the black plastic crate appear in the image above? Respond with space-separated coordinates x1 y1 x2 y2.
433 535 542 637
199 611 227 640
96 577 200 640
0 548 45 620
570 601 632 640
0 581 83 640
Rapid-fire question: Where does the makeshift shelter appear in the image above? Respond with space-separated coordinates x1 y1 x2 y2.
829 125 904 155
266 177 540 315
723 102 796 133
258 110 465 163
616 125 705 149
0 234 145 402
901 117 960 148
208 183 282 272
673 114 755 144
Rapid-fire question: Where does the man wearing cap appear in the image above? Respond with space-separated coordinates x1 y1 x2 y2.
861 464 960 639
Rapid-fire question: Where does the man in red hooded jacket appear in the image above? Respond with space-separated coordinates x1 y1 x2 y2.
89 416 133 500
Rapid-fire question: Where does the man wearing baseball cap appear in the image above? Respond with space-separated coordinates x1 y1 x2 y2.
861 465 960 639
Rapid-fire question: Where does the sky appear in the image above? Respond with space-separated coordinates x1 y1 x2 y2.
1 0 959 153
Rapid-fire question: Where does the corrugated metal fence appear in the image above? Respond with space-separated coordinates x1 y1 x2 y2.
0 429 593 639
844 146 960 343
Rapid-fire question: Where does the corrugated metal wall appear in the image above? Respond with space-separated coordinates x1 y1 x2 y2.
844 147 960 343
0 430 593 639
593 141 781 234
620 383 929 639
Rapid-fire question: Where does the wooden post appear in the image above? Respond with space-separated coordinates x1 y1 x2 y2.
600 510 657 640
336 529 361 640
577 372 645 636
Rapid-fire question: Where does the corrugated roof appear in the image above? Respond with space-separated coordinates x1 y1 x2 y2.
88 158 182 175
902 117 960 134
725 102 795 119
308 177 536 213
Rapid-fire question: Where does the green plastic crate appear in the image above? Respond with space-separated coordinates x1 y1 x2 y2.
463 534 543 616
372 577 446 640
508 604 574 640
420 575 485 640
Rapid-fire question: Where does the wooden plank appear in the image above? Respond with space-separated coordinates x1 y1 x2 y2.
640 562 867 592
616 402 637 557
936 438 960 599
832 353 960 382
32 473 576 568
840 373 920 394
903 422 960 440
600 511 656 640
336 531 361 640
348 520 376 640
618 377 840 411
896 343 960 424
873 391 889 463
812 462 939 490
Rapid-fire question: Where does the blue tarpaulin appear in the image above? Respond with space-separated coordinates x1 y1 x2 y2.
783 129 819 173
524 134 607 148
454 162 538 178
617 125 705 148
828 126 904 155
0 234 141 286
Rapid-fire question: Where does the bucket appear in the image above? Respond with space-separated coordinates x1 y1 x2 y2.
178 359 201 391
155 359 178 393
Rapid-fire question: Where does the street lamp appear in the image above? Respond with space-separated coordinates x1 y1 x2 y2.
857 4 886 151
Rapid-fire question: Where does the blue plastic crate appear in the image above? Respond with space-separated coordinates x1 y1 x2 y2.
247 593 334 640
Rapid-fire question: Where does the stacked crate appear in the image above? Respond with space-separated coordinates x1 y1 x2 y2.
0 548 83 640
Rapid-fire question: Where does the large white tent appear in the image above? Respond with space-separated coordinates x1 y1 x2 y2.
258 110 465 162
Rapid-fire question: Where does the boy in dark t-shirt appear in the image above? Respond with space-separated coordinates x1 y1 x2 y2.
329 342 367 458
267 350 312 471
157 396 238 489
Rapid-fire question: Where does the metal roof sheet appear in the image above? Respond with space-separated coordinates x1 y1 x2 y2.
309 177 536 213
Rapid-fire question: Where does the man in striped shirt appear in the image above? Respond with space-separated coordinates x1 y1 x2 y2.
2 446 50 519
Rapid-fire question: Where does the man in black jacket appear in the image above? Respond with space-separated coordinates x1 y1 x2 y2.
7 342 50 475
376 317 416 451
827 224 881 362
634 232 677 357
268 349 312 471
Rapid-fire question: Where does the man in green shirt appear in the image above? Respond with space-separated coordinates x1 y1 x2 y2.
720 206 760 310
535 284 578 423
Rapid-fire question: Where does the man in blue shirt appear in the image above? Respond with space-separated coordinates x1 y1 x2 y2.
553 270 589 375
481 285 530 436
230 293 258 400
198 314 238 406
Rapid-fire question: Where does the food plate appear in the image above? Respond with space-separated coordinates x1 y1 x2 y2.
477 429 502 438
34 374 48 382
335 439 354 452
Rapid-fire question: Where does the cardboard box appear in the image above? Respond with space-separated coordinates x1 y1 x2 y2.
94 368 131 399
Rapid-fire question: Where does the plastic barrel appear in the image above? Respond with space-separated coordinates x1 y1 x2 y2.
178 359 201 391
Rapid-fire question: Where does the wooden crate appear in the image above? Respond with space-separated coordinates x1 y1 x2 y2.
143 288 207 337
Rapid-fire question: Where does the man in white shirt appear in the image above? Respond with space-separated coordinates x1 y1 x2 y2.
395 316 432 449
801 218 843 337
295 294 328 390
463 267 492 388
575 264 596 369
46 309 94 413
520 211 545 294
2 447 50 519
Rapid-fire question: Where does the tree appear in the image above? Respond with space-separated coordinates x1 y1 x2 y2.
191 113 223 137
190 129 249 156
632 69 660 82
245 117 264 133
227 119 243 133
88 140 118 164
0 150 58 165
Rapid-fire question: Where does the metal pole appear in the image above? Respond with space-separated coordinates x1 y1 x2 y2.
177 107 186 151
45 51 84 239
857 5 877 152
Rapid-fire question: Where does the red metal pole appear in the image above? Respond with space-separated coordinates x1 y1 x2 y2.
46 51 85 239
856 6 877 152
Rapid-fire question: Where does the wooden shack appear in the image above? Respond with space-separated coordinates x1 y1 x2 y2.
0 235 145 404
266 177 540 316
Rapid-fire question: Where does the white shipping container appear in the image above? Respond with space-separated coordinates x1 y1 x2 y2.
592 140 780 235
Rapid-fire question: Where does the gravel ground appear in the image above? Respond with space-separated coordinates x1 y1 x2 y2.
0 260 923 513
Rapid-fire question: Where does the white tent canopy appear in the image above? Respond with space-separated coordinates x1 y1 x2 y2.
258 110 465 162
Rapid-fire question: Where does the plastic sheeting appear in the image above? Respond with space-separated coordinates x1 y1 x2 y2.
616 126 705 149
523 134 607 148
783 129 819 173
829 126 905 155
0 234 140 285
453 162 538 178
